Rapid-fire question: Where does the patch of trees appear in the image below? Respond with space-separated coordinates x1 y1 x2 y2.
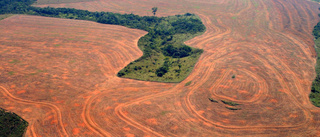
310 77 320 106
313 21 320 39
155 58 170 77
0 0 35 14
0 108 28 137
113 14 204 79
162 45 192 58
152 7 158 16
310 10 320 107
310 74 320 107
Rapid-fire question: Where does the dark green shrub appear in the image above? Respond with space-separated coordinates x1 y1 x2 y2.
208 98 218 103
221 100 240 106
0 108 28 137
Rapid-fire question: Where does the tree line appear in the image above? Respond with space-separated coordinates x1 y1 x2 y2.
310 8 320 107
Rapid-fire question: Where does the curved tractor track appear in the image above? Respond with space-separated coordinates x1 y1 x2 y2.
1 0 320 136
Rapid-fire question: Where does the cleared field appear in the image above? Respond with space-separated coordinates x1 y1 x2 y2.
0 14 14 20
33 0 95 5
2 0 320 136
33 0 189 16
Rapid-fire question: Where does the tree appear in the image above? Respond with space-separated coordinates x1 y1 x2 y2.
152 7 158 16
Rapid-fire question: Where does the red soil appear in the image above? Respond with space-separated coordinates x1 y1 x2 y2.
1 0 320 136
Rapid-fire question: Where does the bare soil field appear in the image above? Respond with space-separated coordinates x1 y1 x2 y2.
2 0 320 136
33 0 96 5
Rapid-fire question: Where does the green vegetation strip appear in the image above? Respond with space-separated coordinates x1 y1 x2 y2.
0 108 28 137
185 81 192 86
1 0 205 82
221 100 240 106
208 98 218 103
225 106 241 110
310 11 320 107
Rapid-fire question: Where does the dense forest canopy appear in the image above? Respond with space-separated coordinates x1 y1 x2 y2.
0 108 28 137
310 7 320 107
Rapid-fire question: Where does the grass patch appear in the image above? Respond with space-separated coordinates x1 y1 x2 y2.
208 98 218 103
185 81 192 86
54 44 61 47
69 60 76 63
8 71 15 75
83 40 90 42
252 0 259 7
67 38 75 41
9 59 20 64
29 69 45 75
160 111 171 115
29 72 37 75
221 100 240 106
226 106 241 110
0 108 28 136
231 16 237 20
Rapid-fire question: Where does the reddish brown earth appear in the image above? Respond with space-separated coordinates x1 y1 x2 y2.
2 0 320 136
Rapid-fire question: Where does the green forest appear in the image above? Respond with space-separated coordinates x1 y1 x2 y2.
0 108 28 137
310 15 320 107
